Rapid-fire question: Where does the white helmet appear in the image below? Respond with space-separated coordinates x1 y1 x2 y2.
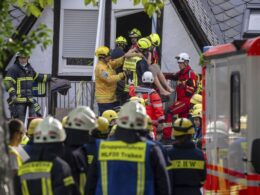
117 101 147 130
142 71 154 83
176 52 190 63
34 116 66 143
65 106 97 132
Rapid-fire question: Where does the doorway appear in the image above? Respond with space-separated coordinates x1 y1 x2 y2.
116 11 152 49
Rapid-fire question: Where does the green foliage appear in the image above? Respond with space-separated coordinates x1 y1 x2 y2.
0 0 52 71
84 0 165 17
199 53 205 66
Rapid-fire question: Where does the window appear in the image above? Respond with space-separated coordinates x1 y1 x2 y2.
230 72 240 133
243 4 260 38
59 9 98 76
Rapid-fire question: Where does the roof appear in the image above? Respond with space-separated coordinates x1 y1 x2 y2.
204 36 260 58
8 6 26 29
174 0 260 46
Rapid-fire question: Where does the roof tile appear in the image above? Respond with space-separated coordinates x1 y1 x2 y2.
224 28 240 38
225 8 242 18
225 18 241 27
219 22 231 30
229 0 245 6
219 1 234 11
215 12 231 22
211 5 224 15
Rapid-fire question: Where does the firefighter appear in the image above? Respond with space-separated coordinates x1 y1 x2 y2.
122 37 150 98
129 71 165 139
8 119 29 173
4 52 51 122
15 116 78 195
129 28 142 49
23 118 43 154
101 109 118 131
145 33 174 96
167 118 206 195
191 109 202 149
82 116 110 171
85 101 171 195
95 46 138 114
168 52 197 118
63 106 97 195
189 94 202 119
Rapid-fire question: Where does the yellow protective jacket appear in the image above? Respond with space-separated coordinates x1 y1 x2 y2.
95 57 125 103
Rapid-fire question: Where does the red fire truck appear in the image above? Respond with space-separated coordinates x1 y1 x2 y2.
202 37 260 194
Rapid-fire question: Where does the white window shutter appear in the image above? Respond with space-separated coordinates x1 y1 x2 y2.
63 10 98 58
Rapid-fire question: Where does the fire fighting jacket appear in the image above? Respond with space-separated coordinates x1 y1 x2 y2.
15 144 79 195
129 85 165 126
4 62 51 103
174 65 197 104
167 141 206 195
123 57 149 92
85 128 171 195
95 57 125 103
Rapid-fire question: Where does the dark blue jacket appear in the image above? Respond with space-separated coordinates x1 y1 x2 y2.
167 140 206 195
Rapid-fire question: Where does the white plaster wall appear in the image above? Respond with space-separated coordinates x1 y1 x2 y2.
30 7 53 74
161 2 201 74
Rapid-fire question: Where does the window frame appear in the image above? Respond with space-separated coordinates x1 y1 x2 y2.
243 4 260 38
58 2 98 76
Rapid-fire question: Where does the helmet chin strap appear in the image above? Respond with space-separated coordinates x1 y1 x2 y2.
20 63 28 66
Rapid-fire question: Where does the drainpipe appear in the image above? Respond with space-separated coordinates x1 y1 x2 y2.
92 0 106 81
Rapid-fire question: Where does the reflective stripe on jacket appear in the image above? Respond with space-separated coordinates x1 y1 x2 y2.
4 63 50 103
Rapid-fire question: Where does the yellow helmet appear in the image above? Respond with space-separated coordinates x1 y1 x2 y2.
173 118 195 137
149 33 160 47
129 28 142 38
192 109 202 118
61 116 68 127
28 118 43 136
130 96 146 106
147 115 153 132
193 103 202 111
95 46 110 57
102 110 118 123
97 116 109 133
115 36 127 45
137 38 152 50
190 94 202 105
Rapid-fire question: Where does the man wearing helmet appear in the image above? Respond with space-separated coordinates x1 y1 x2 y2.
129 71 165 139
4 52 51 122
167 118 206 195
15 116 79 195
122 37 150 95
168 52 198 118
128 28 142 49
86 101 171 195
146 33 174 96
95 46 136 115
63 106 97 194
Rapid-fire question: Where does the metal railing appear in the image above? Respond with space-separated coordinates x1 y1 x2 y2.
35 81 96 119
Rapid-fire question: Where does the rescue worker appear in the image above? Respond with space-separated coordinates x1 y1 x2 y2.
167 118 206 195
189 94 202 119
147 33 174 96
82 117 110 171
191 109 202 149
23 118 43 154
101 109 118 132
129 28 142 49
168 52 197 118
8 119 29 173
85 101 171 195
63 106 97 195
15 116 78 195
123 37 150 93
95 46 137 115
129 71 165 139
4 52 51 122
